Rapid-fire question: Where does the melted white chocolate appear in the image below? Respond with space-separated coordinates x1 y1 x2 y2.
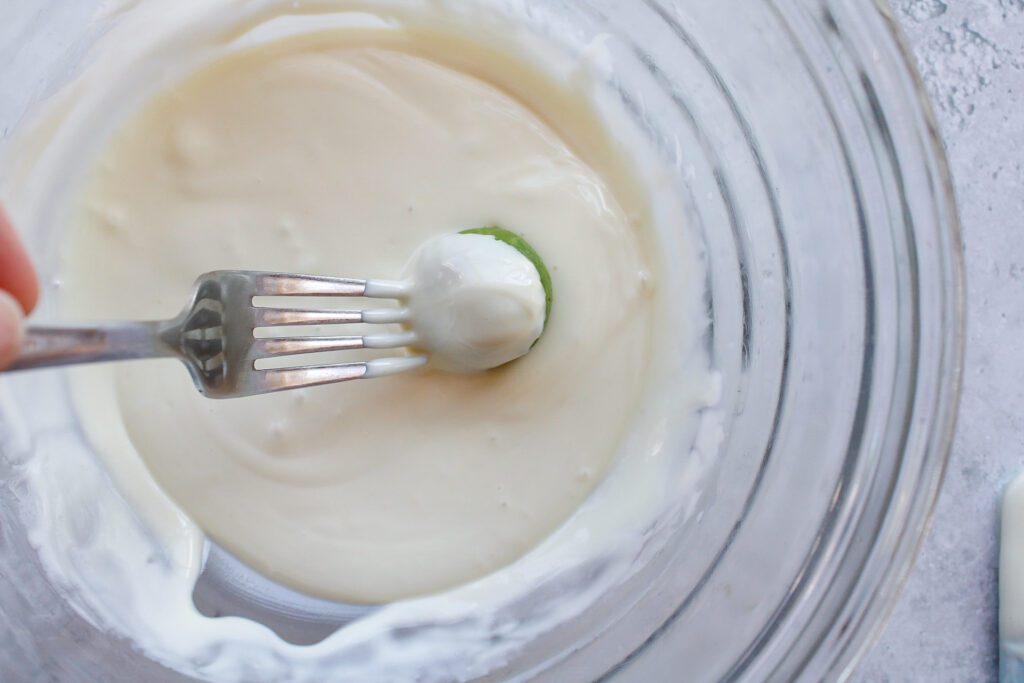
3 4 718 678
64 33 657 603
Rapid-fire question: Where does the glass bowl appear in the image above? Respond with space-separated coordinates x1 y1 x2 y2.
0 1 963 681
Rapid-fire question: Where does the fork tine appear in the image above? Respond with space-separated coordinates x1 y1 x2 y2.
253 332 417 359
253 357 427 394
257 362 370 392
252 273 408 298
254 307 410 327
253 273 366 297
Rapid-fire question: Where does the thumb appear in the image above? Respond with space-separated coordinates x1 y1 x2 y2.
0 290 24 369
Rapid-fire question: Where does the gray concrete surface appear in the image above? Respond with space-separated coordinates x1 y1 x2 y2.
857 1 1024 681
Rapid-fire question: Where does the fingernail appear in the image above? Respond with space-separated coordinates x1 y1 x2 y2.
0 290 25 369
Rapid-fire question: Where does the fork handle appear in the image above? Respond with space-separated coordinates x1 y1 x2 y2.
8 322 173 371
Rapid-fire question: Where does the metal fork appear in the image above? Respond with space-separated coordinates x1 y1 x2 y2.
4 271 426 398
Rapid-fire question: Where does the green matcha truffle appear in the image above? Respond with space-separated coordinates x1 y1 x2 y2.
460 226 553 329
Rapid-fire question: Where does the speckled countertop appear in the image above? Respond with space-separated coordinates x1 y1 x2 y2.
857 2 1024 681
